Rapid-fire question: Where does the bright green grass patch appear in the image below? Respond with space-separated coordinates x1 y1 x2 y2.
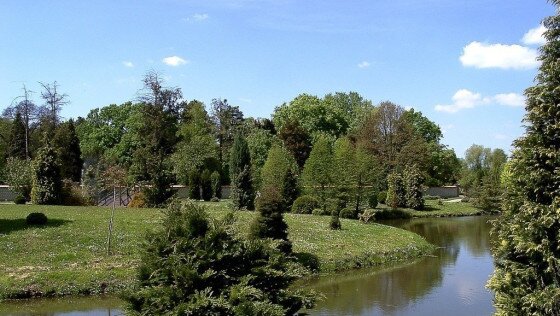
377 199 485 218
0 202 433 300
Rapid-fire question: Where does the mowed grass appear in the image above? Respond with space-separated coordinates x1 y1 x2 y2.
378 199 485 218
0 202 434 300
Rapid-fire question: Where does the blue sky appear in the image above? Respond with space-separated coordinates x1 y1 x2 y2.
0 0 554 157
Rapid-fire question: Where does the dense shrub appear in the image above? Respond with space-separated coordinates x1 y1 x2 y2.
374 209 412 220
339 207 358 219
368 192 378 208
61 180 91 206
210 171 221 199
124 201 315 315
188 170 201 200
128 192 147 208
26 212 48 225
403 165 424 210
461 196 471 203
329 210 341 230
377 191 387 204
31 143 62 205
325 198 345 214
14 194 26 205
291 195 319 214
200 169 213 201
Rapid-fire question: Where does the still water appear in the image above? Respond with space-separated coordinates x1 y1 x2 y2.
1 216 496 316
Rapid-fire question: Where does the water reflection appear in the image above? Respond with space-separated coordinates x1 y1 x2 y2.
0 296 122 316
306 216 496 316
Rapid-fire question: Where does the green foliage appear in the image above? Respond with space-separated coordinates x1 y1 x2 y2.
211 171 221 199
302 136 334 208
31 142 62 205
329 210 341 230
278 120 312 170
403 165 424 210
200 169 213 201
124 201 314 315
7 112 27 160
291 195 320 214
211 98 244 179
230 134 255 210
60 180 91 206
128 192 147 208
488 6 560 315
53 119 83 182
368 192 378 208
188 171 201 200
378 191 387 204
386 172 405 209
260 144 299 207
4 158 32 201
402 109 443 144
249 186 292 253
26 212 48 226
246 128 276 188
339 207 358 219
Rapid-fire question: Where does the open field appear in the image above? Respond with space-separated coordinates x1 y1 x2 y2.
0 202 434 300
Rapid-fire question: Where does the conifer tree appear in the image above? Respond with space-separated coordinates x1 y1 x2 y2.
488 3 560 314
261 144 299 208
386 171 405 209
229 134 254 210
302 136 334 209
249 186 292 253
211 171 221 199
53 119 83 182
7 112 26 160
200 169 213 201
31 141 62 205
188 170 201 200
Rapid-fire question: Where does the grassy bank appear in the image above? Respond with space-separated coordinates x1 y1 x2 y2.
376 199 486 219
0 202 434 300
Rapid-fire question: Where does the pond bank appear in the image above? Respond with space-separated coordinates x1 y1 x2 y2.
0 202 434 300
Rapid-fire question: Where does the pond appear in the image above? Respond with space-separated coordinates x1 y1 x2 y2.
0 216 496 315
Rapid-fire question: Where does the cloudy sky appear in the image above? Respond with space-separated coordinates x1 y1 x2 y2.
0 0 554 157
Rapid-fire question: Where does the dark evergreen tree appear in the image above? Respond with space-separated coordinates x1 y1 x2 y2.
200 169 213 201
188 170 201 200
53 119 83 182
229 134 254 210
249 186 292 254
329 210 341 230
278 120 312 170
31 141 62 205
7 112 27 160
124 201 315 315
211 171 221 199
488 3 560 313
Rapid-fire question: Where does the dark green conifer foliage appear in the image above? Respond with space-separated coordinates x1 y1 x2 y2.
188 170 201 200
31 141 62 205
53 119 83 182
125 201 314 315
488 3 560 314
329 210 341 230
8 112 27 160
211 171 221 199
200 169 212 201
249 186 292 253
229 134 254 210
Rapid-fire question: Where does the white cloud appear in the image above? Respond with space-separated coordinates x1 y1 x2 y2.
358 61 370 68
435 89 525 113
493 93 525 107
192 13 209 21
122 61 134 68
460 41 539 70
162 56 189 66
522 25 547 45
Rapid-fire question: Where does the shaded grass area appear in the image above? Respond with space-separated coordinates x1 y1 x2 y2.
0 202 433 300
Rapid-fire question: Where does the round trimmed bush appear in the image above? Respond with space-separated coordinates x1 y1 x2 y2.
26 212 48 225
339 207 358 219
378 191 387 204
312 208 328 216
14 194 26 205
291 195 319 214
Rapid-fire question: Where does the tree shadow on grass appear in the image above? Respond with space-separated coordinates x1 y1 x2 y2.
0 218 73 235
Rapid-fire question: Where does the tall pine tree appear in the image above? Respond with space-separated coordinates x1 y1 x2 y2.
488 3 560 314
53 119 83 182
7 112 27 160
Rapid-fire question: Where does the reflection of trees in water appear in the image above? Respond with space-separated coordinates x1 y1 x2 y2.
0 296 122 315
307 216 495 315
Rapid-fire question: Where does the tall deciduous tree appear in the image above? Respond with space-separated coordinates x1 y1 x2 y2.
211 98 244 180
488 3 560 314
278 120 312 170
229 134 254 210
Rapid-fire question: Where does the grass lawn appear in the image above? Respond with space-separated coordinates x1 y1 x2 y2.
377 199 486 218
0 201 434 300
